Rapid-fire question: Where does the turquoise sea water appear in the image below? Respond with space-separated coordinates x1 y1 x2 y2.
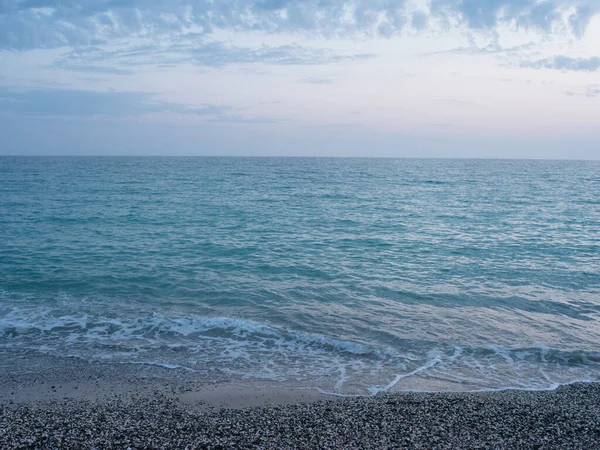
1 157 599 395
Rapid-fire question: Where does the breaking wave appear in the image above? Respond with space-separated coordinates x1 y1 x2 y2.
2 307 599 395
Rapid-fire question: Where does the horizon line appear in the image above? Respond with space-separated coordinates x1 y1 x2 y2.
1 155 599 162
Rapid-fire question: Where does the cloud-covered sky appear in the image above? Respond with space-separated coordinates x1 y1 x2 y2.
1 0 599 158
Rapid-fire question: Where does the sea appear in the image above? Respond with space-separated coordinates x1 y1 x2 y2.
1 156 599 395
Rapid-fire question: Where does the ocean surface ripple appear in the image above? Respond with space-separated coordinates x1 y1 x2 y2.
1 157 599 394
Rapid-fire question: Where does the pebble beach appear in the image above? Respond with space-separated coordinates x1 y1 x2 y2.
1 360 599 449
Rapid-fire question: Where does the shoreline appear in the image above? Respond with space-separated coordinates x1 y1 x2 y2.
0 356 333 410
2 354 594 408
2 360 600 448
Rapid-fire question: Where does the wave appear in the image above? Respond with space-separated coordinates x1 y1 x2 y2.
0 309 384 357
1 307 600 395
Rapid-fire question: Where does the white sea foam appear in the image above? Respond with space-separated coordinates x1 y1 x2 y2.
2 306 600 395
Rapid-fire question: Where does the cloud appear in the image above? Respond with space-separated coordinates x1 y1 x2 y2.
430 0 600 36
0 88 157 117
298 77 336 84
187 43 375 67
0 87 280 122
566 84 600 96
57 64 135 75
411 10 429 30
586 85 600 97
427 41 535 56
52 44 187 74
1 0 599 51
207 115 281 124
52 41 376 73
521 55 600 71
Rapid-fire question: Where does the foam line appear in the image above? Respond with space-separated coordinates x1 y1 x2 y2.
368 357 442 394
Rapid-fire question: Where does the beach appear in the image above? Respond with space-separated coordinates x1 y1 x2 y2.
2 158 600 448
1 359 599 449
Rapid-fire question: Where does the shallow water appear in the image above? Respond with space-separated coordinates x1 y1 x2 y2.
1 157 599 394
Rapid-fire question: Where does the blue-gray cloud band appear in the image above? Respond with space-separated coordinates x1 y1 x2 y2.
51 42 375 72
0 87 280 122
522 55 600 71
1 0 599 50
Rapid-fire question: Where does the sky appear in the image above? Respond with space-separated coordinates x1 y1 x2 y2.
0 0 599 158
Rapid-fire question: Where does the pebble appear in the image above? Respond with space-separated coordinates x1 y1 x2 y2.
1 383 600 449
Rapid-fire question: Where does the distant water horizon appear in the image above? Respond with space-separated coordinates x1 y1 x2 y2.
3 155 600 162
1 157 599 395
